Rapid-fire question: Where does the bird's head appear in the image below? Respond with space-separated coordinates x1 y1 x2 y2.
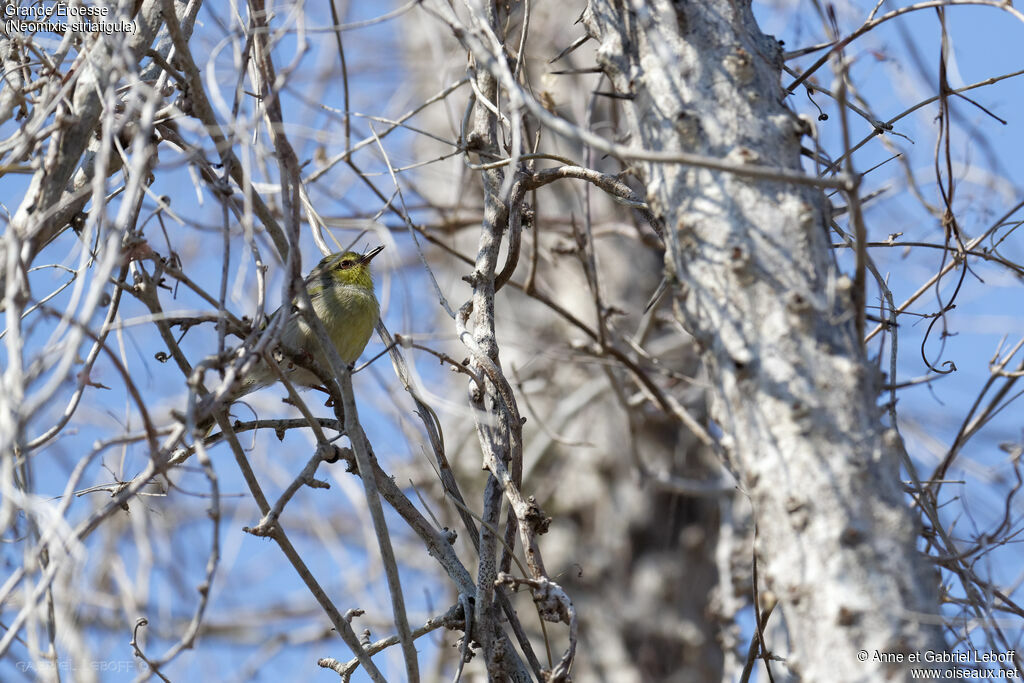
308 245 384 292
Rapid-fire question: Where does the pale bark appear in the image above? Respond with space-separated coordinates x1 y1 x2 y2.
583 1 944 680
410 0 949 672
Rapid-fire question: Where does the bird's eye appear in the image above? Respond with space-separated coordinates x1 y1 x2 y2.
340 259 355 269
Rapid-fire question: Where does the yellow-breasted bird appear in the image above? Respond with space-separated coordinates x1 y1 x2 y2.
231 245 384 400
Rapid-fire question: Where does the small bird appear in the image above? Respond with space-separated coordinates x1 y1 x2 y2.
232 245 384 399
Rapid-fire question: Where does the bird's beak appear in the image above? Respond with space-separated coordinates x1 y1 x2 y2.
360 245 385 264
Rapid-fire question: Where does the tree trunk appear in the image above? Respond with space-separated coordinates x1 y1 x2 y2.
583 1 944 680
